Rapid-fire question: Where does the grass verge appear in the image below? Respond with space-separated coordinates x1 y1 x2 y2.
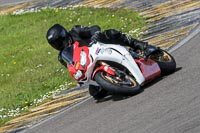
0 6 145 125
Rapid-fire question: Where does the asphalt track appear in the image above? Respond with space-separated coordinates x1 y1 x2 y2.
0 0 34 7
19 26 200 133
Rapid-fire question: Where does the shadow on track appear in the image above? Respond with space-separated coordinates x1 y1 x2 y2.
95 67 182 103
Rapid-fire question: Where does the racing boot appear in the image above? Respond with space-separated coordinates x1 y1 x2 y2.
123 34 159 57
123 34 148 50
89 85 109 100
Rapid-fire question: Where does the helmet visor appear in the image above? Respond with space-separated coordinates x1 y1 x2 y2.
50 36 70 51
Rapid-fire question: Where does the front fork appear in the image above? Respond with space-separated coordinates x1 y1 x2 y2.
92 61 136 86
92 61 115 79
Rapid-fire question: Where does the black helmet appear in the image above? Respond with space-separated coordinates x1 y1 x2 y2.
46 24 72 51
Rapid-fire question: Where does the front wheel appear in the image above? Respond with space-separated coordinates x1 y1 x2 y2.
94 70 142 96
149 50 176 75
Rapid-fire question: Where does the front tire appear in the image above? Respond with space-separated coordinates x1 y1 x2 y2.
94 71 142 96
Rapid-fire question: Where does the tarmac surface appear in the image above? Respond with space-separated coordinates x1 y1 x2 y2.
0 0 35 7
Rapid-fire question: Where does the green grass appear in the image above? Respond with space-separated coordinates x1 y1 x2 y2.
0 6 145 124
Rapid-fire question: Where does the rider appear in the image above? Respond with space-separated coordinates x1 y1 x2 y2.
46 24 157 66
46 23 158 99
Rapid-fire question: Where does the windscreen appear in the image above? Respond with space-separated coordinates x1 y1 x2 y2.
61 46 74 65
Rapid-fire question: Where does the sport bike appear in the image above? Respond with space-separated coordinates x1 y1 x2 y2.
61 41 176 99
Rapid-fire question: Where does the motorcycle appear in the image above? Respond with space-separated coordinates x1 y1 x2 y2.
61 41 176 99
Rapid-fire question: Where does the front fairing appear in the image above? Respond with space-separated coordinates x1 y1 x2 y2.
61 41 90 81
89 42 145 85
61 46 74 65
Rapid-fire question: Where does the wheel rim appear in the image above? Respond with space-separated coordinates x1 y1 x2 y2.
100 71 137 88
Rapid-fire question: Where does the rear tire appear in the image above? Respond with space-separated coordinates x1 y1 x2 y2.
94 71 142 96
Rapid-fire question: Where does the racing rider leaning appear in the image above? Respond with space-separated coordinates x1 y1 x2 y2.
46 24 158 99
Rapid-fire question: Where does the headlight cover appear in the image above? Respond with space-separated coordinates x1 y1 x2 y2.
80 51 87 66
73 70 82 80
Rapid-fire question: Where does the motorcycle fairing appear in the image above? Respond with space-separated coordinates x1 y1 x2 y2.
135 59 161 81
67 41 90 81
90 42 146 85
65 41 160 86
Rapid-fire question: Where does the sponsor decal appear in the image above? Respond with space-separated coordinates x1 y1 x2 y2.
95 48 112 55
95 48 101 55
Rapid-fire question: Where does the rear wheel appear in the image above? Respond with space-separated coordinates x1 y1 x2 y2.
94 69 142 96
149 50 176 75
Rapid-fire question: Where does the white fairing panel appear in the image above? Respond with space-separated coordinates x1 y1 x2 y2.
89 42 145 85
